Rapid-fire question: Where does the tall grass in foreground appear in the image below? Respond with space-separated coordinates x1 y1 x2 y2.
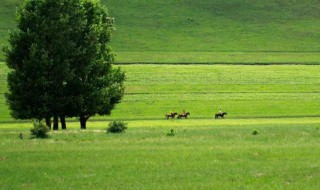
1 120 320 189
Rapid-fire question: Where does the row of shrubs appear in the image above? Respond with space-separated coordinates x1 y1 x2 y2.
29 121 287 139
30 120 128 138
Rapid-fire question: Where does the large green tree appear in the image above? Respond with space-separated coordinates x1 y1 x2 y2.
4 0 125 129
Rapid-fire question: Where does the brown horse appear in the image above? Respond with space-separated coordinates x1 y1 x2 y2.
165 112 178 119
215 112 227 119
177 112 190 119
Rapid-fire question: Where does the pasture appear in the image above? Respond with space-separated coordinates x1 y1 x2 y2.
115 52 320 64
1 0 320 188
1 62 320 189
1 0 320 63
1 63 320 122
1 119 320 189
111 64 320 120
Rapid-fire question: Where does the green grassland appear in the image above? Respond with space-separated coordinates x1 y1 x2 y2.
1 0 320 188
0 62 10 121
115 52 320 64
110 64 320 120
1 62 320 122
1 0 320 62
1 119 320 189
105 0 320 63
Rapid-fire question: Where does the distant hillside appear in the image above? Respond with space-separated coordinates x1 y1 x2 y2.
1 0 320 63
0 0 21 51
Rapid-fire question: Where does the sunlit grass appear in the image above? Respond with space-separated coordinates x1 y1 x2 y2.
1 0 320 189
115 52 320 64
1 120 320 189
109 64 320 120
1 63 320 122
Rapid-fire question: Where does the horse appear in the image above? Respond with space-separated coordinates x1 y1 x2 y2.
165 112 178 119
177 112 190 119
215 112 227 119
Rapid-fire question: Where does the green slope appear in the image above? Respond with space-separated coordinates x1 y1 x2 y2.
105 0 320 51
0 0 20 52
0 0 320 62
104 0 320 63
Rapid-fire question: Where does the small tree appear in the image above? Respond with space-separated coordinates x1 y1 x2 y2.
107 121 128 133
30 120 49 138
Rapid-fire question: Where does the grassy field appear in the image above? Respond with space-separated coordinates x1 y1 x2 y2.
115 52 320 64
1 62 320 122
0 62 10 122
104 0 320 52
1 0 320 188
1 119 320 189
110 64 320 120
1 0 320 62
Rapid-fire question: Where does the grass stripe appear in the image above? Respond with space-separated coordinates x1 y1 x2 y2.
115 52 320 64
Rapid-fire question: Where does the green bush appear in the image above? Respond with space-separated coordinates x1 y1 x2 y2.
252 130 259 135
30 121 49 138
167 129 176 136
107 121 128 133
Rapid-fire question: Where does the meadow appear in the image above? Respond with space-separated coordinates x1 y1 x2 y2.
1 119 320 189
1 0 320 63
115 52 320 64
1 62 320 122
1 0 320 189
109 64 320 120
1 62 320 189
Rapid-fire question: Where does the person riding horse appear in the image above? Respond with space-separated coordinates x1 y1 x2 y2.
165 112 178 119
215 112 227 119
177 111 190 119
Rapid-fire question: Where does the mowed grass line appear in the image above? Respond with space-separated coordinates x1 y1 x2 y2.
1 120 320 189
115 52 320 64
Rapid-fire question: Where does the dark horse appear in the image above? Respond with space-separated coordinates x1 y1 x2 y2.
165 112 178 119
215 112 227 119
177 112 190 119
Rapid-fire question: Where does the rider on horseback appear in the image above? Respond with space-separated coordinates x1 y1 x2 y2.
166 111 178 119
215 108 227 119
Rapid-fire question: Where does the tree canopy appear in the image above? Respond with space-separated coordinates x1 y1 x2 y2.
4 0 125 129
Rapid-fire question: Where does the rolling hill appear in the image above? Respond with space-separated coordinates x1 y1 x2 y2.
0 0 320 63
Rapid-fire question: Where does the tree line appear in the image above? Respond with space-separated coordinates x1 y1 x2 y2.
3 0 125 129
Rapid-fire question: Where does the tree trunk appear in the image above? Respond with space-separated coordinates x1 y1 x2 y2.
60 115 66 130
80 115 88 129
45 117 51 129
53 115 59 130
